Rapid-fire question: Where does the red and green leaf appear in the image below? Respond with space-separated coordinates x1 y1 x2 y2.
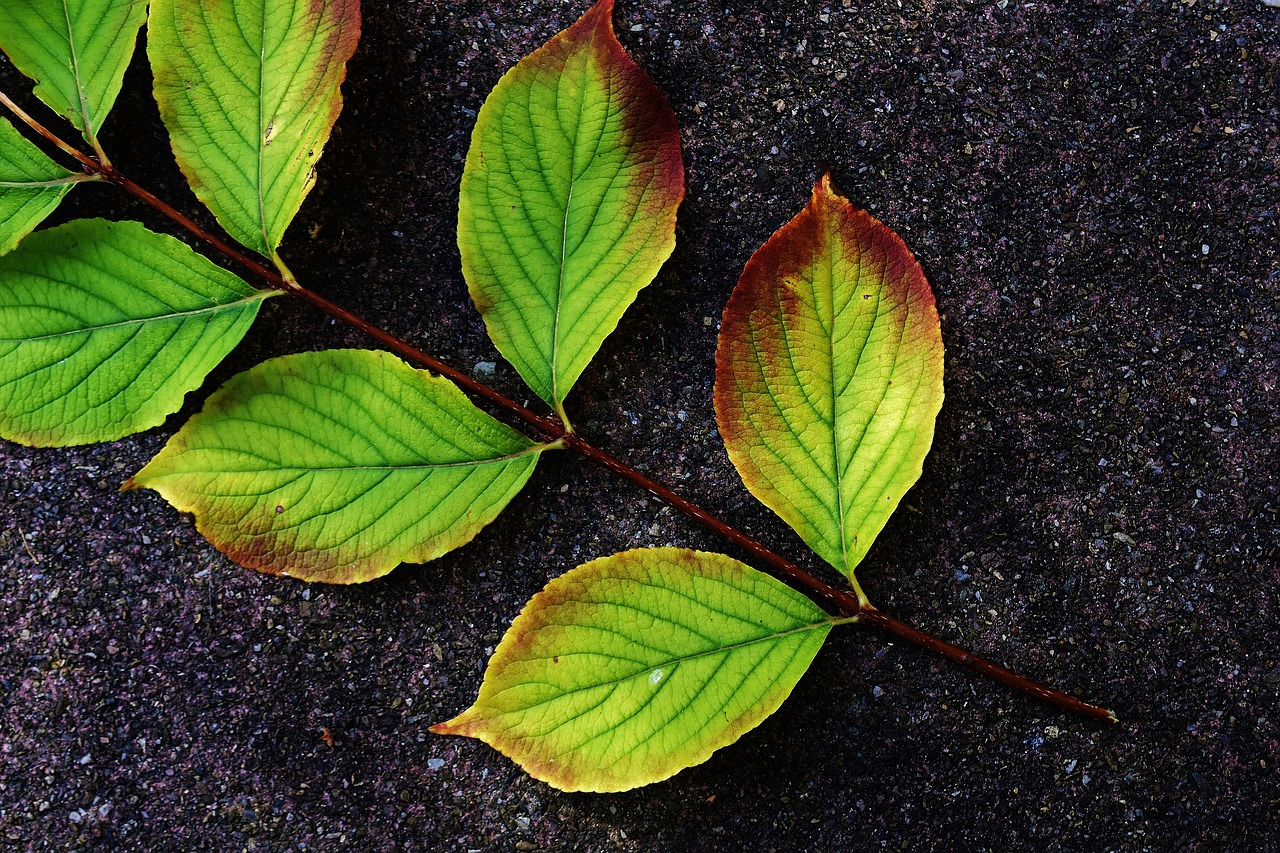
458 0 684 423
715 174 945 598
127 349 547 584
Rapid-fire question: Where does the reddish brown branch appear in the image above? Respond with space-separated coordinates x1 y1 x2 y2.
1 97 1116 724
0 90 95 168
858 608 1118 723
266 309 1117 725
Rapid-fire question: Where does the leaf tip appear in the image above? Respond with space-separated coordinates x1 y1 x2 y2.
815 170 836 198
585 0 619 27
812 170 855 217
562 0 619 46
121 457 161 493
430 710 478 739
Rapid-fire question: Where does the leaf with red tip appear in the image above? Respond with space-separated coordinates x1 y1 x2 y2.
714 175 944 596
458 0 684 423
433 547 839 792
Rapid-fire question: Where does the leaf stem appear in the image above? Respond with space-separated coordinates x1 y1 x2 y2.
3 101 1116 724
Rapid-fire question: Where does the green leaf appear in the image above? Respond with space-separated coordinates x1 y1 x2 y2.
147 0 361 257
0 116 82 256
458 0 684 423
0 218 270 447
0 0 148 149
714 175 945 596
433 547 839 792
127 349 548 584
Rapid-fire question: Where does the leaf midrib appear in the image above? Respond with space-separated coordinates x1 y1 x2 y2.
823 214 852 576
255 2 270 253
59 0 94 140
491 615 842 707
549 62 590 409
1 291 272 342
0 176 79 188
152 445 543 477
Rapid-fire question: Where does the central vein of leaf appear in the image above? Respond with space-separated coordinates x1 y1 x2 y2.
256 4 269 252
0 175 82 189
169 445 546 475
551 56 594 415
823 221 852 576
59 0 93 145
1 292 274 342
518 616 846 701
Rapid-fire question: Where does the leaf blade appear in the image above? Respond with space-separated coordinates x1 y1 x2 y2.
0 218 269 446
714 175 945 590
0 116 79 255
433 547 835 792
458 0 684 417
0 0 148 146
128 349 545 584
147 0 361 256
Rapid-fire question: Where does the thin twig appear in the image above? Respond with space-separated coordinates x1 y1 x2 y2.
16 525 42 565
0 89 98 169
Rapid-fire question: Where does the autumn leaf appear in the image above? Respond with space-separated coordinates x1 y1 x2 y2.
715 174 944 599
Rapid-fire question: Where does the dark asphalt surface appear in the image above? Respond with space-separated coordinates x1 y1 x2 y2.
2 1 1277 849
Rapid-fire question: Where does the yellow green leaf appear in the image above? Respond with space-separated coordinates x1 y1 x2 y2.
147 0 361 257
0 218 269 446
127 349 547 584
714 175 945 597
0 116 81 256
0 0 148 151
433 547 839 792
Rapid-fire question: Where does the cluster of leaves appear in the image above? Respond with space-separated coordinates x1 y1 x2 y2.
0 0 949 791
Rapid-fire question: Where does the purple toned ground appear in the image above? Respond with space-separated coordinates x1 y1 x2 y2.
1 0 1277 850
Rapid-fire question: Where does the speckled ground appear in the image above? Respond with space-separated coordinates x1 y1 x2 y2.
1 0 1277 850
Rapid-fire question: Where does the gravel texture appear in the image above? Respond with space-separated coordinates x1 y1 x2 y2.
2 0 1278 849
